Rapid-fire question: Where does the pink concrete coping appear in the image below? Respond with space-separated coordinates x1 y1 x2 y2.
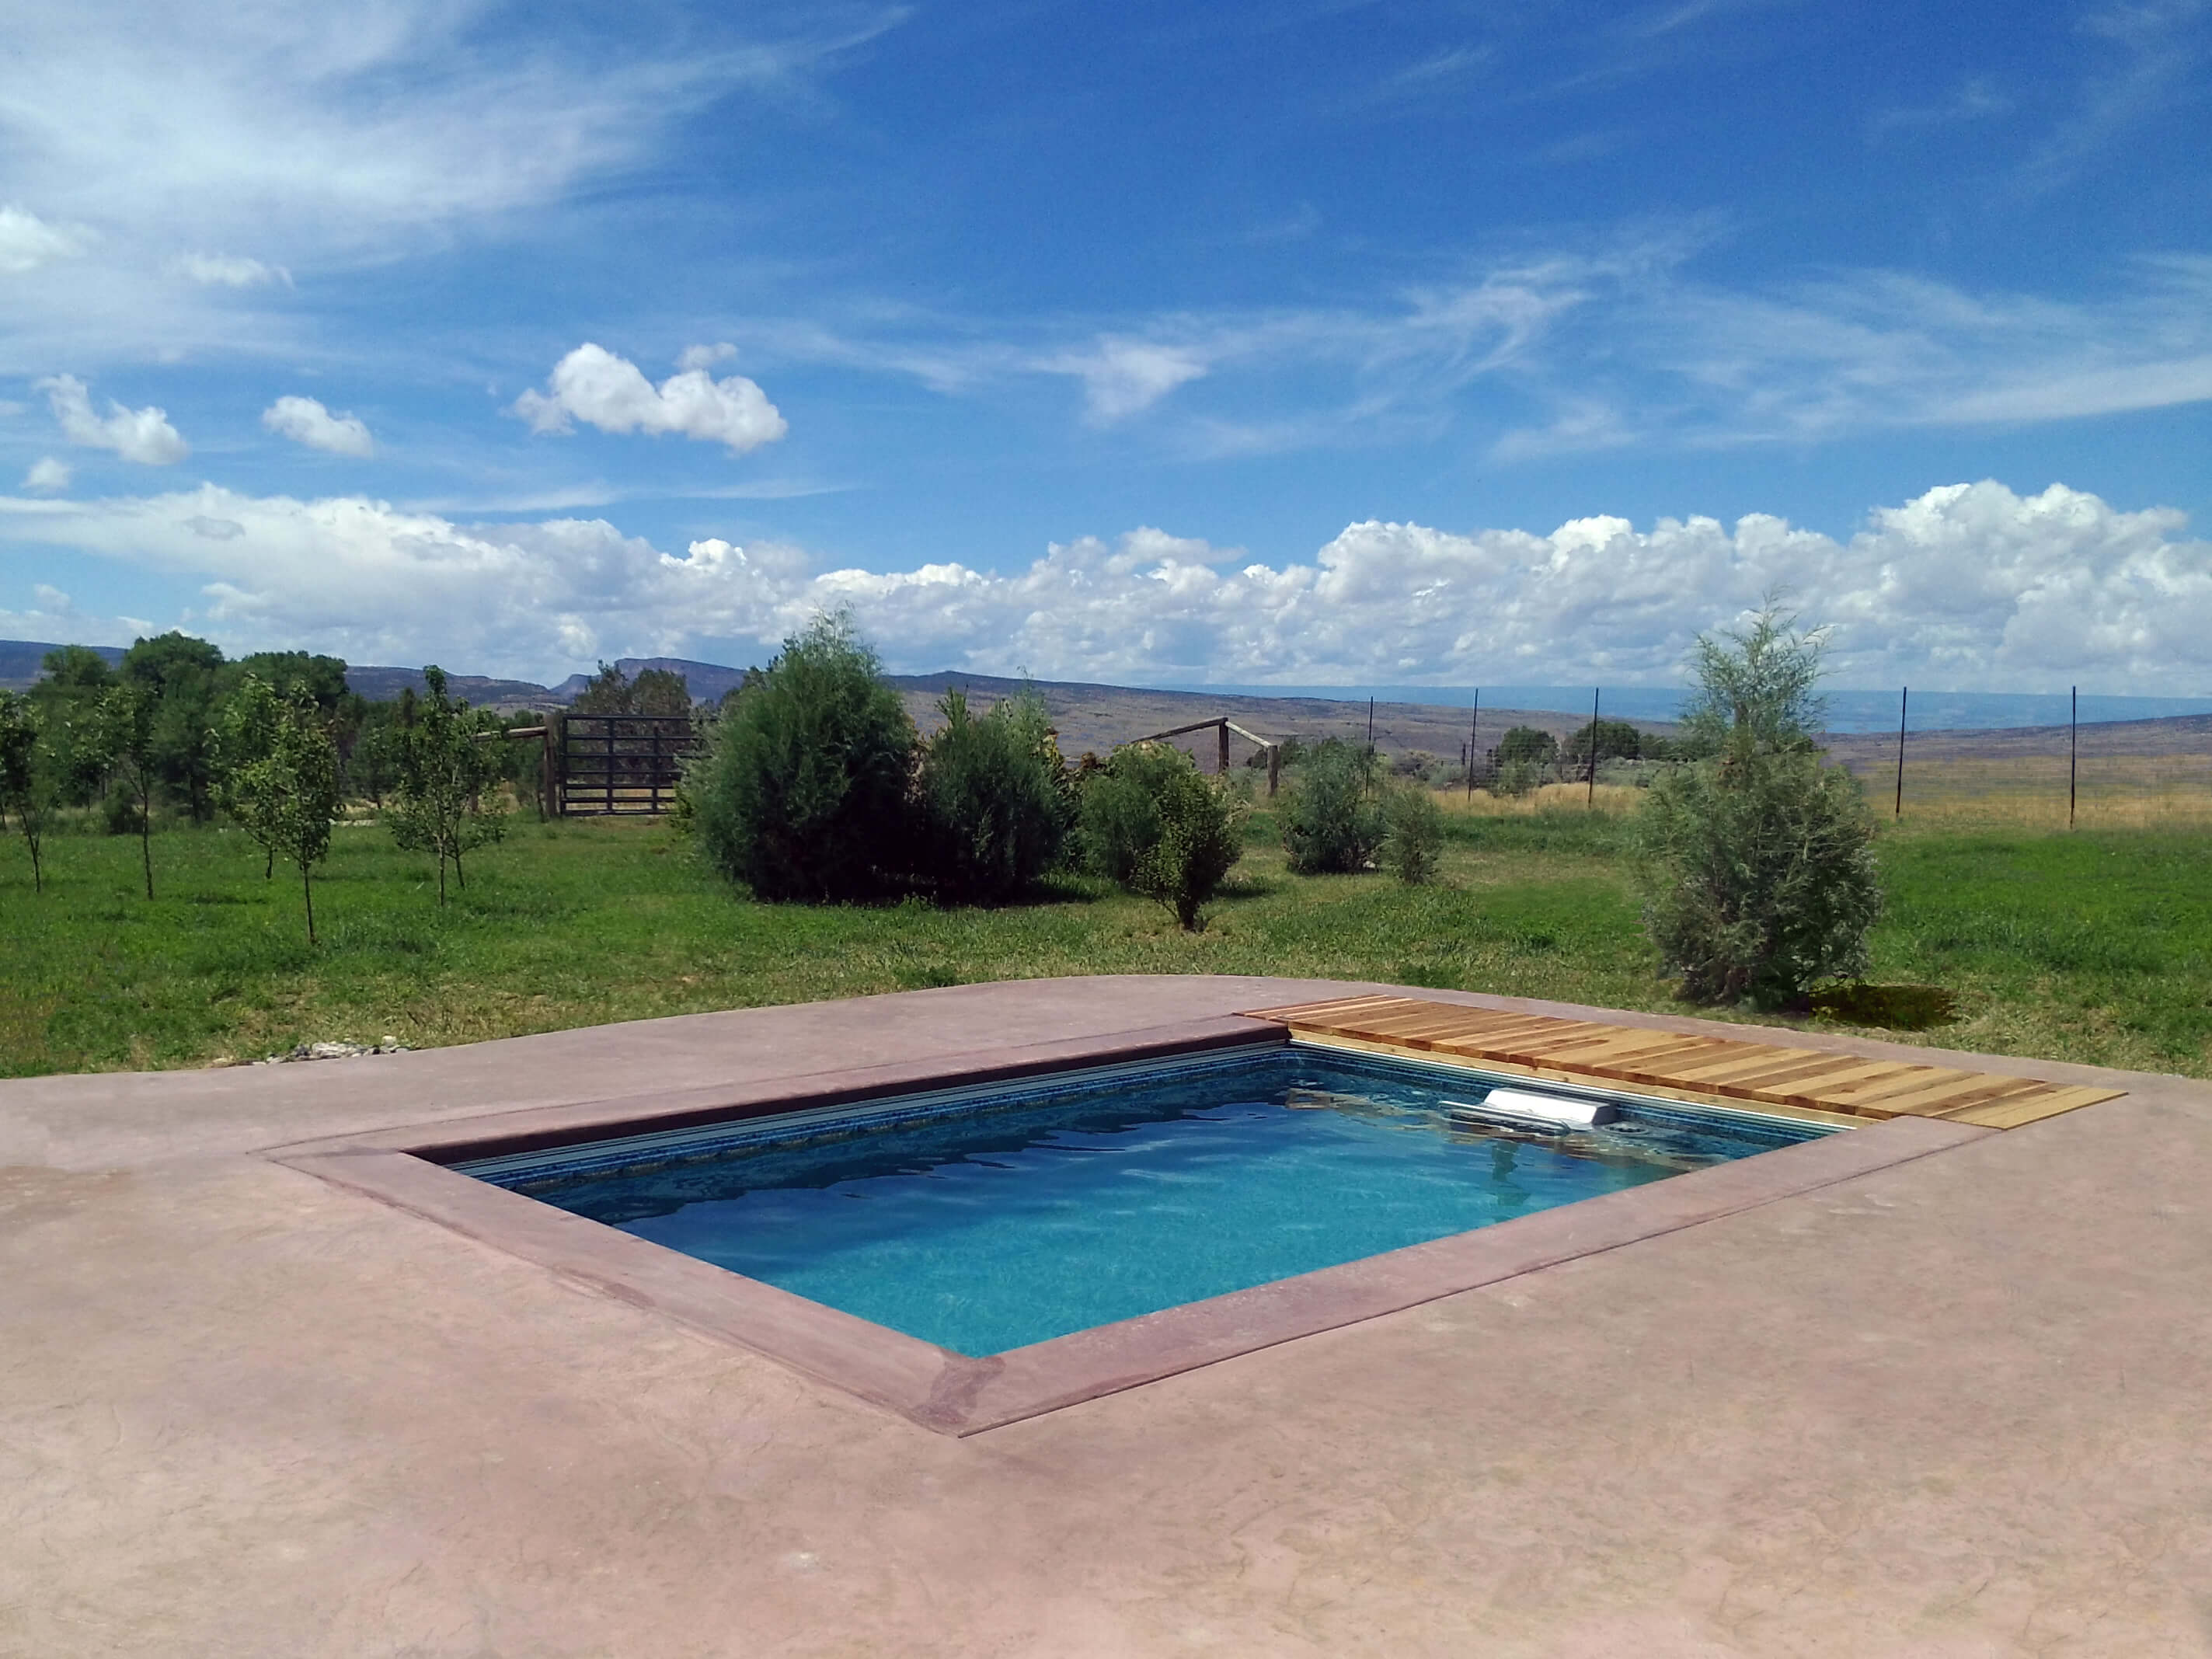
268 1016 1996 1435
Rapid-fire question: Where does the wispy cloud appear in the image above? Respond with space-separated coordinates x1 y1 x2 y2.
2020 0 2210 194
1867 78 2012 142
0 1 906 365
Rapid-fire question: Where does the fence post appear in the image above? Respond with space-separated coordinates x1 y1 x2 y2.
2070 685 2078 828
1467 689 1479 802
1267 744 1280 798
1217 719 1229 776
1586 687 1600 807
1893 688 1907 819
544 710 564 818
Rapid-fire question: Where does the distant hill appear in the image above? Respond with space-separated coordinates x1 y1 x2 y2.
340 664 563 709
0 639 127 690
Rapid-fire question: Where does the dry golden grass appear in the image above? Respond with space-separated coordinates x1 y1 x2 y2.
1430 782 1644 817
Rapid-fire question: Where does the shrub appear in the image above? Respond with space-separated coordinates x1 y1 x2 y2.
1493 758 1543 798
1280 738 1384 874
1562 717 1643 764
915 688 1073 904
688 614 916 901
1634 604 1882 1008
1078 743 1245 929
1379 784 1444 884
1493 725 1557 767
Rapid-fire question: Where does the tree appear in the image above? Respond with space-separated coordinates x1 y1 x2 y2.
0 691 53 893
123 631 227 823
30 646 117 807
571 661 693 716
1562 718 1643 764
1280 737 1384 874
1493 726 1558 766
688 614 917 901
1078 743 1245 930
1634 603 1882 1007
225 678 343 941
92 681 159 899
231 650 348 711
387 666 508 904
219 674 286 878
915 688 1073 904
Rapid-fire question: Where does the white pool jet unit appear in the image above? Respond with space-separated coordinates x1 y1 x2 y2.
1446 1086 1618 1134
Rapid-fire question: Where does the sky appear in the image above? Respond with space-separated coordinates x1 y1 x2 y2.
1 0 2208 692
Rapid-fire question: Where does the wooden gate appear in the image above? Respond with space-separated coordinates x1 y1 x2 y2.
551 713 700 816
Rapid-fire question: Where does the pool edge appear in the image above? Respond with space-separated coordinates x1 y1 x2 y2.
265 1015 2000 1436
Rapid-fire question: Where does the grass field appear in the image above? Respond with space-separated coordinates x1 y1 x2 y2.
6 800 2212 1081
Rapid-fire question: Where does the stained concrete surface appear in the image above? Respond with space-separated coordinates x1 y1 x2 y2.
5 977 2211 1657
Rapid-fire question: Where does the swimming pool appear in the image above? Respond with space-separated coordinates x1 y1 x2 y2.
455 1043 1828 1358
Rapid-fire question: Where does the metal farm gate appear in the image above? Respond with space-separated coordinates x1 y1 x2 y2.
549 712 700 816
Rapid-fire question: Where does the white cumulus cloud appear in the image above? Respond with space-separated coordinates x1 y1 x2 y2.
35 373 189 464
512 343 788 455
0 204 86 274
1 479 2207 695
261 395 373 457
22 457 71 492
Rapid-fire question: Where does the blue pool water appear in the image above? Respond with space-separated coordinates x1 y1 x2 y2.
458 1046 1825 1357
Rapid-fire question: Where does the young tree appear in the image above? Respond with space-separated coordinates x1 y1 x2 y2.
30 645 117 807
219 674 286 878
0 691 53 893
1634 603 1882 1007
1280 737 1384 874
92 681 159 899
387 666 508 904
230 686 344 943
688 614 916 901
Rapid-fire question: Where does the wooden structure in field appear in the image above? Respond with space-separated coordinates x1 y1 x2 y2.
1127 716 1285 796
1249 994 2124 1131
543 712 701 817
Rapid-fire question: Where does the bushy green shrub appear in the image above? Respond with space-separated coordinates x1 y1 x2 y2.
688 614 917 901
916 688 1073 904
1379 784 1444 884
1635 604 1882 1007
1280 738 1382 873
1493 725 1557 766
1078 743 1245 929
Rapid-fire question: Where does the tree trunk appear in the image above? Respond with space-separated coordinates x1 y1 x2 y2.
302 862 317 945
437 852 447 907
26 830 40 895
138 793 153 901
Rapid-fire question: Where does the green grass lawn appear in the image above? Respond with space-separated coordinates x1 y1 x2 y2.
4 807 2210 1079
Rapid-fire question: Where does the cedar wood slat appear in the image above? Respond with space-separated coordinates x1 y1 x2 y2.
1256 996 2123 1128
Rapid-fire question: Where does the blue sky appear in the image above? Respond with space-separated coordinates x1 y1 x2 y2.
2 0 2209 690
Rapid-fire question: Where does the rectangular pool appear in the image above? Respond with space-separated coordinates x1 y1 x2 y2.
455 1044 1829 1358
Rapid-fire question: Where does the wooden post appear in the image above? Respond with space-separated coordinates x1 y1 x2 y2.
1894 688 1908 819
1217 719 1230 776
2069 685 2078 828
1267 744 1280 798
544 710 563 818
1467 689 1479 801
1586 687 1600 807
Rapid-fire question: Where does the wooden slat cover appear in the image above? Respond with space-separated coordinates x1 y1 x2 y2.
1249 996 2124 1129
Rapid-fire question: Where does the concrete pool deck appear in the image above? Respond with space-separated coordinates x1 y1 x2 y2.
5 975 2211 1656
